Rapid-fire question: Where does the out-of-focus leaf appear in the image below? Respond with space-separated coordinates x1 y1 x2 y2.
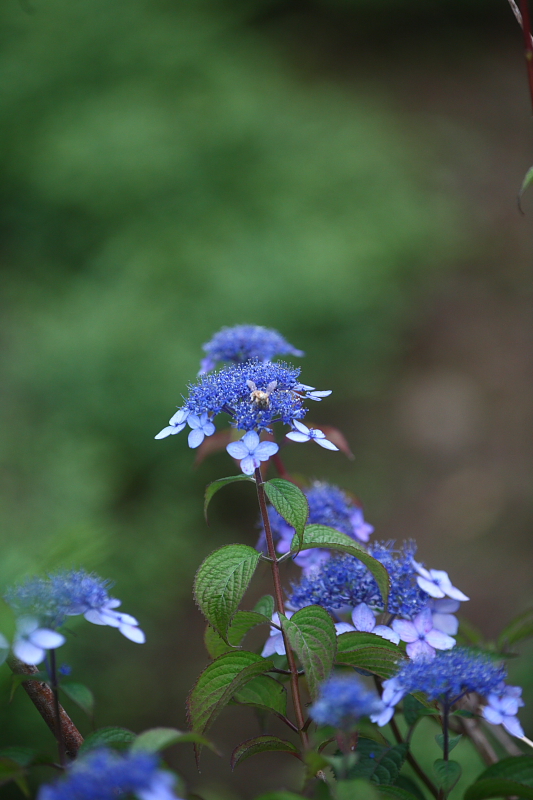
204 475 255 522
433 759 461 793
132 727 217 754
79 727 136 754
231 735 300 770
61 682 94 717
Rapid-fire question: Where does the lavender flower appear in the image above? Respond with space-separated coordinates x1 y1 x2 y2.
413 562 469 602
482 684 525 738
431 598 461 636
12 617 66 666
199 325 304 374
261 612 293 657
392 608 456 659
226 431 279 475
37 748 182 800
286 421 338 451
310 674 384 729
335 602 400 645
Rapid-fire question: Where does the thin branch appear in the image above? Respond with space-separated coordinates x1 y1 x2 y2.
8 656 84 760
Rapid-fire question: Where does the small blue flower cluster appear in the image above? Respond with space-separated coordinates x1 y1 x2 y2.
199 324 304 373
372 649 520 731
37 748 180 800
310 674 384 729
289 541 429 620
5 569 145 665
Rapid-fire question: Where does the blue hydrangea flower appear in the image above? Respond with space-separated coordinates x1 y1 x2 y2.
226 431 279 475
199 325 304 373
430 598 461 636
392 608 456 659
286 420 338 450
186 412 216 449
289 541 429 620
372 648 508 727
5 570 145 662
257 482 374 573
413 562 469 602
482 684 525 738
37 748 182 800
310 674 384 729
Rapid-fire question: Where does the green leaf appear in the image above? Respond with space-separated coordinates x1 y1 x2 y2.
194 544 261 643
0 749 36 768
61 682 94 717
0 757 25 787
474 756 533 785
336 641 405 680
350 739 409 785
233 675 287 717
187 651 274 744
231 735 300 770
435 734 462 754
497 609 533 649
403 694 426 726
338 779 380 800
433 759 461 793
378 786 422 800
253 595 275 619
204 610 268 658
293 525 390 607
394 776 426 800
131 727 216 754
464 779 533 800
79 726 136 754
518 165 533 213
336 631 400 654
254 793 307 800
204 475 255 522
280 606 337 699
264 479 308 551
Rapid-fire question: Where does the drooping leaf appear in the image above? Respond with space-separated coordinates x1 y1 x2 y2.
337 779 380 800
336 631 400 654
464 779 533 800
349 738 409 785
78 727 136 754
60 682 94 717
336 645 405 680
233 675 287 717
187 651 274 746
403 694 426 727
131 727 217 754
0 749 36 768
435 733 462 754
433 759 461 793
253 595 275 619
292 525 390 607
264 478 308 551
280 606 337 698
231 735 300 770
194 544 261 643
204 475 255 522
474 756 533 785
497 609 533 649
204 610 268 658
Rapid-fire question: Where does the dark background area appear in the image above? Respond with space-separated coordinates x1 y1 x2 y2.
0 0 532 797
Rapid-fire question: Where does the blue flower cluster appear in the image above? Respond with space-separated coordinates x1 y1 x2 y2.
390 648 506 700
310 674 384 729
289 541 429 620
5 569 145 665
199 324 304 373
37 748 180 800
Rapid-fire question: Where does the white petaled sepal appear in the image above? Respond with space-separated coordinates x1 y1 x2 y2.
226 431 279 475
286 420 339 450
13 617 66 666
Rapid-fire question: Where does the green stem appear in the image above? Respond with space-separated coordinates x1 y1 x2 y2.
255 467 309 749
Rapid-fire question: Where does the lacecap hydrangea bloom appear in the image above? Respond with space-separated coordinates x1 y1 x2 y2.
257 482 374 573
37 748 181 800
5 569 145 665
310 674 384 729
155 359 336 474
372 648 509 727
199 324 304 374
290 541 430 620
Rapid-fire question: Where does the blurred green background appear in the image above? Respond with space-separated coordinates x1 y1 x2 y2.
1 0 532 796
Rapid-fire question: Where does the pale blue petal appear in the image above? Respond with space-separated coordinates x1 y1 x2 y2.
292 420 310 434
286 432 310 442
406 640 435 659
502 715 525 738
30 629 66 649
154 426 177 439
261 637 280 658
374 625 401 645
240 456 258 475
425 629 456 650
371 705 395 727
119 623 145 643
187 414 201 430
352 603 376 633
242 430 260 450
482 706 503 725
315 438 339 451
392 619 418 643
444 585 470 602
254 442 279 459
84 609 107 625
335 622 355 634
432 613 458 635
188 428 205 448
203 421 216 436
226 441 250 459
413 608 433 635
169 409 189 425
14 640 45 665
417 576 445 598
